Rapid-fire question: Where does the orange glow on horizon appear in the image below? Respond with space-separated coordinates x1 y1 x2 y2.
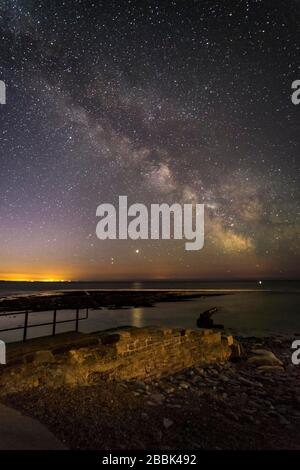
0 273 72 282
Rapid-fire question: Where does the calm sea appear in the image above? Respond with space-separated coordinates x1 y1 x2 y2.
0 280 299 342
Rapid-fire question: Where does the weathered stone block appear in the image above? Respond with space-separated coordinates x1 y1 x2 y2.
222 334 234 347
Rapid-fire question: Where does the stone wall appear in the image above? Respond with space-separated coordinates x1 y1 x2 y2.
0 327 234 395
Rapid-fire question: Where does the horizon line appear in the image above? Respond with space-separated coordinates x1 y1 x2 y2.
0 278 300 283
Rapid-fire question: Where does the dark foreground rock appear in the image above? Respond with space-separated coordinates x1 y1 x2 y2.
2 336 300 450
0 290 207 313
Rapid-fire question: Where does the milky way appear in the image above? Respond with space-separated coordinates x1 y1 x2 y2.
0 0 299 280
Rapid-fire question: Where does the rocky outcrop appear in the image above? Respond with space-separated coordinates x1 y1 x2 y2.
0 327 235 395
247 348 284 373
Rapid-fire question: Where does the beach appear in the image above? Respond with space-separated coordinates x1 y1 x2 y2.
2 334 300 450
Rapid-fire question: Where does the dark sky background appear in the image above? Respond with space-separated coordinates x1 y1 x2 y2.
0 0 299 281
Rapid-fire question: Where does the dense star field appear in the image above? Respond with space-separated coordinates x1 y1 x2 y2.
0 0 299 280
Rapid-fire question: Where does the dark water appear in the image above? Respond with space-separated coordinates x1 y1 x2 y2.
0 281 299 342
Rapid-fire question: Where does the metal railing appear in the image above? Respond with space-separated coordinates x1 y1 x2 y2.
0 308 89 342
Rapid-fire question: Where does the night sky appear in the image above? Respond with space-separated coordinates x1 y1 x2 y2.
0 0 299 281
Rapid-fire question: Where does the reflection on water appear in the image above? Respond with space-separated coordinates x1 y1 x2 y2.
131 308 144 328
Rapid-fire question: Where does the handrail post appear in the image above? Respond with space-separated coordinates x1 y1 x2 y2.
52 309 57 336
23 311 29 342
75 308 79 332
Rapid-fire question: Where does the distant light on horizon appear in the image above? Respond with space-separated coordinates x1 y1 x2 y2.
0 276 72 283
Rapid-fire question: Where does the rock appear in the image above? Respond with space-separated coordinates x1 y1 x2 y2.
238 376 262 387
248 349 283 367
251 348 277 356
222 335 234 347
24 350 55 364
278 414 291 426
179 382 190 390
256 365 285 374
191 376 201 384
219 374 230 382
151 393 165 403
243 414 255 424
195 367 206 377
295 397 300 408
119 383 128 389
225 411 239 422
223 362 232 369
26 377 40 388
68 349 84 365
230 340 245 361
135 380 147 389
163 418 174 429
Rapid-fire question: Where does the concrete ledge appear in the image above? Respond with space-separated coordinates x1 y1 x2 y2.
0 404 66 450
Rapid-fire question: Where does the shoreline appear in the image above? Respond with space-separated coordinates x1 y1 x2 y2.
1 287 298 299
0 289 221 313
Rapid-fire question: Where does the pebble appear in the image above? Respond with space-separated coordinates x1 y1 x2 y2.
163 418 174 429
219 374 230 382
238 376 260 387
151 393 165 403
278 414 291 426
225 411 239 422
179 382 190 390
